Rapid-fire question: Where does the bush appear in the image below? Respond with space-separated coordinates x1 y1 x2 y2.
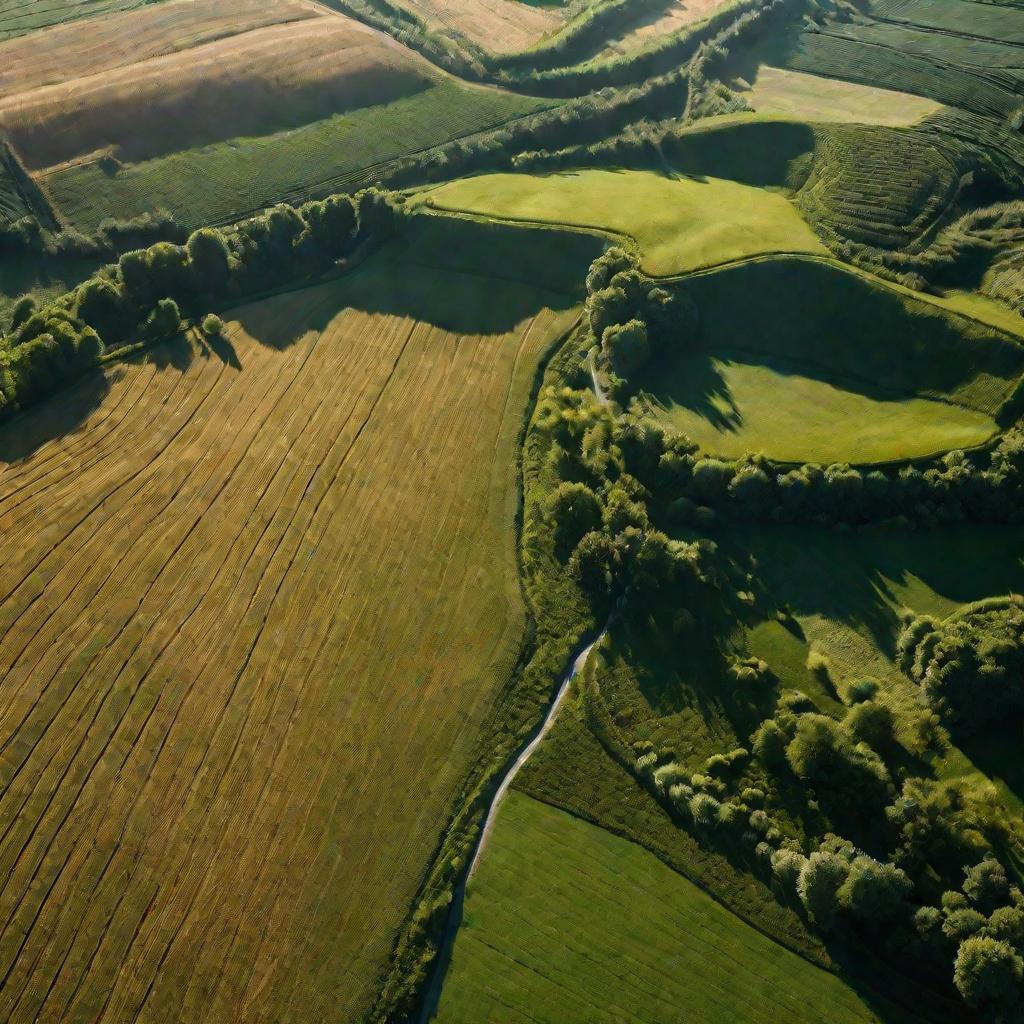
964 857 1011 913
771 848 807 891
797 850 850 929
602 318 649 376
143 298 182 341
845 700 896 749
944 908 988 943
845 678 879 704
202 314 225 338
547 481 603 554
837 856 912 924
689 793 721 827
953 936 1023 1011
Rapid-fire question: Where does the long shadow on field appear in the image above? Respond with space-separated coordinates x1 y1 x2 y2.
0 365 112 464
725 525 1024 657
199 330 242 369
635 351 743 433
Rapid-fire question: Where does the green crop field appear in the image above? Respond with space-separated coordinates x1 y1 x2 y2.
419 169 827 275
636 353 996 464
40 82 552 231
435 791 885 1024
0 234 582 1024
0 0 164 40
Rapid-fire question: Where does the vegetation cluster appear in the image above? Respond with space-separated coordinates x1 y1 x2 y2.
529 247 1024 1023
0 188 404 415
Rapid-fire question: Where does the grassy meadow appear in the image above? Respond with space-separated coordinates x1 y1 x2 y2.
738 66 942 127
420 168 827 275
436 791 886 1024
0 240 581 1024
636 353 996 464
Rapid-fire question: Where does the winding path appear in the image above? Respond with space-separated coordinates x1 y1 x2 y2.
419 625 607 1022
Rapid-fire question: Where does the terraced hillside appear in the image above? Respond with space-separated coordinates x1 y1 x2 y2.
0 246 578 1024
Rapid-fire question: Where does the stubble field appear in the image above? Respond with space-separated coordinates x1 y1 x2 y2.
0 249 578 1024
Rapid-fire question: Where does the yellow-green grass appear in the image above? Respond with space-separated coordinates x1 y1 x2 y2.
739 66 943 127
674 258 1024 420
636 352 996 463
0 249 578 1024
435 790 885 1024
40 82 552 231
418 169 828 275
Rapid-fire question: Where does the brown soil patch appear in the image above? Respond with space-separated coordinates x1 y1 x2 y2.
0 13 436 171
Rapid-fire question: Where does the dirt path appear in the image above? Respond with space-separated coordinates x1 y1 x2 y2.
418 624 608 1022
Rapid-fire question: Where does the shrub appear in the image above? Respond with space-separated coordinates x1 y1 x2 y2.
953 936 1023 1010
143 298 182 341
202 314 225 338
797 851 849 929
602 318 649 376
547 481 603 554
944 908 988 943
986 906 1024 948
771 848 807 891
845 700 896 749
837 856 912 924
964 857 1011 913
689 793 721 827
845 678 880 704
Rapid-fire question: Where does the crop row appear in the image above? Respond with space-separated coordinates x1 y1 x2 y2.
0 256 573 1024
39 83 550 231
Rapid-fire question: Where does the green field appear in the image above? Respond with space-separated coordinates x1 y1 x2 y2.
740 66 942 127
435 791 884 1024
419 168 828 275
636 352 996 464
40 82 552 230
676 257 1024 419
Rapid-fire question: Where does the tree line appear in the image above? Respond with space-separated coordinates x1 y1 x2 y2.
0 189 404 417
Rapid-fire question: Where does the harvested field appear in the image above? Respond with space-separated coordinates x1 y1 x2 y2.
391 0 564 52
738 66 942 126
0 250 579 1024
436 791 883 1024
0 10 437 170
41 82 550 230
420 169 827 275
0 0 318 99
600 0 734 57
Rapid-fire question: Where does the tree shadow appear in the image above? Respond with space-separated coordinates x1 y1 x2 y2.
0 366 112 465
634 350 743 434
198 330 242 369
725 524 1024 660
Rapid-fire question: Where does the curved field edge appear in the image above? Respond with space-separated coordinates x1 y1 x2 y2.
0 237 586 1024
433 790 886 1024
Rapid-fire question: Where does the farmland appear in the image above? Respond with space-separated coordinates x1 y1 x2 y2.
420 169 827 274
435 791 884 1024
390 0 566 52
738 66 943 127
4 0 1024 1020
0 243 579 1024
0 6 438 170
40 83 551 230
